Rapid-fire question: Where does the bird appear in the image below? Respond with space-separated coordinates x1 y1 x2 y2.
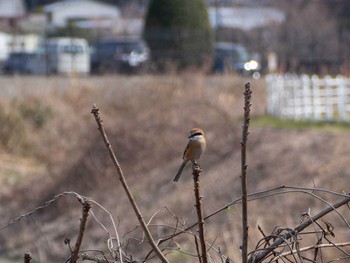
173 128 206 182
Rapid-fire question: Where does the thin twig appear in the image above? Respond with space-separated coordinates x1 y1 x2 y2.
1 191 85 230
81 253 112 263
1 191 125 260
88 199 123 261
157 185 349 246
248 195 350 262
271 242 350 262
241 82 252 263
70 199 91 263
91 104 169 263
193 163 208 263
194 235 202 263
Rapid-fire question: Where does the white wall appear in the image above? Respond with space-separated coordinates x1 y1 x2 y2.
45 0 120 27
0 32 11 61
0 32 41 61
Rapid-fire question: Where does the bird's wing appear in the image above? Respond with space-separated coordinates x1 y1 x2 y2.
183 141 190 159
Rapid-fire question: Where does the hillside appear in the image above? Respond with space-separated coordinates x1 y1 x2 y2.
0 75 350 262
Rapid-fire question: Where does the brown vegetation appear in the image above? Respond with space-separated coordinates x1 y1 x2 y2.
0 75 350 262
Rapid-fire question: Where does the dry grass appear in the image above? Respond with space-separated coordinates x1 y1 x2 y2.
0 74 350 262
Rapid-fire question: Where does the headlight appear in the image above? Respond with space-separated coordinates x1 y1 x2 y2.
244 60 259 71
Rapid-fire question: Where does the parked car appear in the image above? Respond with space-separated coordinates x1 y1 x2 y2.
214 42 260 77
90 38 149 74
2 52 35 74
2 38 90 75
27 37 90 75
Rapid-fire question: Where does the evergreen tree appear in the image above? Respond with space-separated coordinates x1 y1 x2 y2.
143 0 213 70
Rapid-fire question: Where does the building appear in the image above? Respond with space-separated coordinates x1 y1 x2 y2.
0 0 40 62
0 0 26 32
208 6 285 31
0 0 25 19
44 0 120 30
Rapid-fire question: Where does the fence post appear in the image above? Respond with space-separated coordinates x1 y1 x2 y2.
301 74 311 120
336 75 347 121
311 75 321 120
324 75 334 120
276 74 284 118
291 74 299 120
265 75 274 116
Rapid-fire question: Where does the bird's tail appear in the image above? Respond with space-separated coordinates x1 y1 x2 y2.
173 160 188 182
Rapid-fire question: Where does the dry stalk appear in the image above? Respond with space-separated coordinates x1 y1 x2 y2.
241 82 252 263
194 235 202 263
1 191 84 230
90 104 169 263
248 195 350 262
81 253 111 263
192 162 208 263
24 250 32 263
156 186 348 247
70 199 91 263
271 241 350 262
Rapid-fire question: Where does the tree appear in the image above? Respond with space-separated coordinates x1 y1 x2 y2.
323 0 350 74
143 0 213 71
268 1 339 74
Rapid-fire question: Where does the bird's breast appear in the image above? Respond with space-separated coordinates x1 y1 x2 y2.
184 136 206 160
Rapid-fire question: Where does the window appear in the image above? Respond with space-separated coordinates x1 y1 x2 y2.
62 45 84 54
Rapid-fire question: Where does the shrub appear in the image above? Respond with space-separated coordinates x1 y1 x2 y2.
0 104 26 152
18 98 53 129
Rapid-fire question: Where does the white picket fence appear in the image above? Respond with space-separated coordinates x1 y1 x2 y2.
265 74 350 121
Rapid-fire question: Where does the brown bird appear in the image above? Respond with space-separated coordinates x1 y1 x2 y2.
173 128 206 182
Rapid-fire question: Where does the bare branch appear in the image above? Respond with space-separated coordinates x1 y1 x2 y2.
81 253 112 263
192 162 208 263
157 186 349 246
70 199 91 263
248 195 350 262
24 250 32 263
241 82 252 263
91 104 169 263
1 191 85 231
194 235 202 263
271 242 350 262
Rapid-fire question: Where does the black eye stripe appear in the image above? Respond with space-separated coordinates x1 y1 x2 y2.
189 132 203 138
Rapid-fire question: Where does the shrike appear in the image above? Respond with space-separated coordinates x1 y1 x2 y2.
173 128 206 182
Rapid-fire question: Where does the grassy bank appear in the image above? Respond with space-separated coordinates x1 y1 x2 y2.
0 74 349 262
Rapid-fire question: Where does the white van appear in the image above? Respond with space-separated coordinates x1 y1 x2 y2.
27 37 90 75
